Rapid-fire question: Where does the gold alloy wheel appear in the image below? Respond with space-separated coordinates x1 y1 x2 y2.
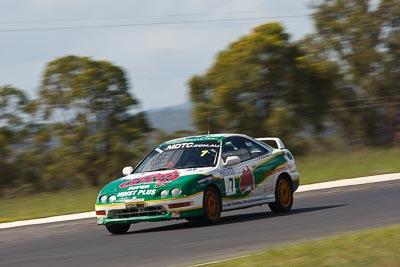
278 179 292 208
205 190 219 220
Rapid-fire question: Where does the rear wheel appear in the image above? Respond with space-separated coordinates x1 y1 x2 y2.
105 223 130 235
268 176 293 213
202 186 222 224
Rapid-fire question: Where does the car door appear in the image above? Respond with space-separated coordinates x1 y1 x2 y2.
220 136 262 209
241 137 274 199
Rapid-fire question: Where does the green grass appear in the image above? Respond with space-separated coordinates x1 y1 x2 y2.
0 187 100 223
296 148 400 184
201 225 400 267
0 148 399 223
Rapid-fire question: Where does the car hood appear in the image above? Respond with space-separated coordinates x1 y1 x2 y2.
98 168 213 202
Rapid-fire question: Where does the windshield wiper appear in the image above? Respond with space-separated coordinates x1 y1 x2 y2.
182 164 212 169
149 165 212 172
149 167 171 172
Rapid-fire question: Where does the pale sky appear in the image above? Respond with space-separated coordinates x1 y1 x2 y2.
0 0 314 110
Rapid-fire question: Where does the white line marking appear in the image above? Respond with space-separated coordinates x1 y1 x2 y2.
1 173 399 229
296 173 400 193
0 212 95 229
189 252 263 266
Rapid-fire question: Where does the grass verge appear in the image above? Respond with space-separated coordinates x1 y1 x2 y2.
198 225 400 267
296 148 400 184
0 187 100 223
1 148 399 223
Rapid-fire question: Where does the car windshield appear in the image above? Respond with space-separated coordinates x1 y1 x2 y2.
134 140 221 173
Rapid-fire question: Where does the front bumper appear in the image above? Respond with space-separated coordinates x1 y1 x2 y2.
95 192 204 225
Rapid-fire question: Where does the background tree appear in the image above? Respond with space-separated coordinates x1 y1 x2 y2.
0 85 32 131
189 22 337 149
0 85 34 195
310 0 400 145
37 55 150 187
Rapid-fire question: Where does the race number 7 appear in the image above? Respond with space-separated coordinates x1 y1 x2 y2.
224 176 236 196
200 150 208 157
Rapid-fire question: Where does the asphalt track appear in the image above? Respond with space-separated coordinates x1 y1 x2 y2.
1 180 400 267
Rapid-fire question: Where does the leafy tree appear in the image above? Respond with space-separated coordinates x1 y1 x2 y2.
189 23 336 145
0 86 34 194
37 55 150 186
310 0 400 145
0 85 31 131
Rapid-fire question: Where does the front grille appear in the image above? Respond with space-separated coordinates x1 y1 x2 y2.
109 206 167 219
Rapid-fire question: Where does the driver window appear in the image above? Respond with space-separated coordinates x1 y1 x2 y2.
222 137 251 162
244 139 269 158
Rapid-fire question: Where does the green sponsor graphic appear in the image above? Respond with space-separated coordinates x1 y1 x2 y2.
160 135 224 146
220 152 287 199
96 172 212 205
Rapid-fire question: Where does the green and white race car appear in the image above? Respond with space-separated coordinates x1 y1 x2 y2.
95 134 300 234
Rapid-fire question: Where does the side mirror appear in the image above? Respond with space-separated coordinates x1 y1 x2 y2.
122 166 134 176
224 156 241 167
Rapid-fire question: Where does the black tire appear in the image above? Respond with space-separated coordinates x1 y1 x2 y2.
105 223 130 235
268 176 293 213
202 186 222 224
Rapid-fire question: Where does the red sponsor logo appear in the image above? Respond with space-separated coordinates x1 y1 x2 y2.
239 167 255 193
119 171 180 188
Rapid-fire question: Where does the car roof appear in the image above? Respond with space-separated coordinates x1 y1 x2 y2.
159 133 252 146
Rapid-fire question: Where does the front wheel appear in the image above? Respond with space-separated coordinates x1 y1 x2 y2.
202 186 222 224
105 223 130 235
268 176 293 213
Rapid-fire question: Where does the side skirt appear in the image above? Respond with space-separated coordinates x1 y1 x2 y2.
222 196 275 211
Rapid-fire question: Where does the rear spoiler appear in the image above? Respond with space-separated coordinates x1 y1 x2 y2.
256 137 285 150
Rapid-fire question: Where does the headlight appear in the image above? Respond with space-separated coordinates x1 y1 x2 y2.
171 188 181 197
99 194 107 203
108 195 116 203
160 190 169 198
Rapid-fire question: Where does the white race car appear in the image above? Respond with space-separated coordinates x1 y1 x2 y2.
95 134 300 234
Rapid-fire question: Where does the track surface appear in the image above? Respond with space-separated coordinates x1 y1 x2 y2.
1 181 400 267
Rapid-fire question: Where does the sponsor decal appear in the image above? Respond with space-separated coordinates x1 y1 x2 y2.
164 142 220 150
127 185 151 191
119 171 180 188
224 175 236 196
218 167 235 176
239 167 255 194
197 175 213 184
125 200 145 209
126 197 145 202
219 167 236 196
224 195 273 207
155 180 169 188
117 189 156 197
172 212 180 218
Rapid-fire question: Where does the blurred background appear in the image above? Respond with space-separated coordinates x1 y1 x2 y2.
0 0 399 203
